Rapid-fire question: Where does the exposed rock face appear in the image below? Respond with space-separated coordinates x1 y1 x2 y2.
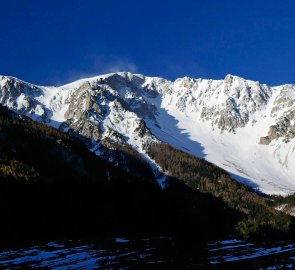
0 76 48 120
64 82 105 141
60 77 157 153
260 110 295 145
1 72 295 195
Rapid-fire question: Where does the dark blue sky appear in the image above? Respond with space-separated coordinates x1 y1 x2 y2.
1 0 295 86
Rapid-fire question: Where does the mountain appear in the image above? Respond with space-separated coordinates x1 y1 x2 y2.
1 73 295 195
0 78 294 244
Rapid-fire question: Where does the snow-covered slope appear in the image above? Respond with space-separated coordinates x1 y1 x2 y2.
1 73 295 195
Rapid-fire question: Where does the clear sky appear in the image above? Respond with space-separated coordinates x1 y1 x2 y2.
1 0 295 86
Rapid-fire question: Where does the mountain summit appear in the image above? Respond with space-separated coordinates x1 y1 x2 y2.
1 72 295 195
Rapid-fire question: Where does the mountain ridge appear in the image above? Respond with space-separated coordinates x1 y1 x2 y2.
1 72 295 195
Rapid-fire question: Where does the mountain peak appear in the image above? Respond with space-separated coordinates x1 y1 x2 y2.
224 74 247 82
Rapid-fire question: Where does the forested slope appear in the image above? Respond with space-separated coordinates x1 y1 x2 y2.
0 105 293 247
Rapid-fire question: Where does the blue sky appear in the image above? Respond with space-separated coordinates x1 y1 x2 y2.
1 0 295 86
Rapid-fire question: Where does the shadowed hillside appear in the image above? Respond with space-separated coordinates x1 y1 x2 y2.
0 105 294 247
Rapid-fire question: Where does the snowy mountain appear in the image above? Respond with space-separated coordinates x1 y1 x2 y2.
1 72 295 195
